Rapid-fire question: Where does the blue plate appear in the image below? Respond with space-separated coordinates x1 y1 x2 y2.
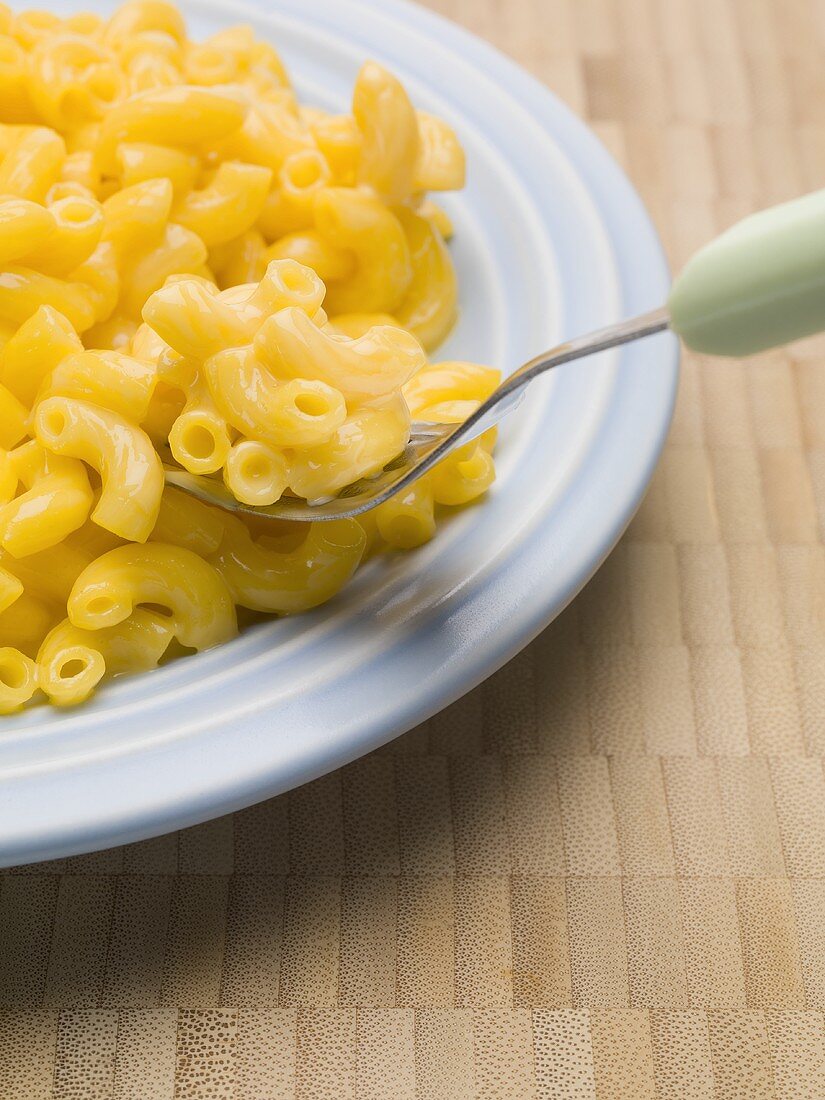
0 0 678 864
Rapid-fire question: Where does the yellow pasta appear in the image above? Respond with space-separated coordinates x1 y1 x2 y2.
0 196 55 265
224 438 289 506
0 645 38 712
0 36 37 124
353 61 419 205
40 348 157 419
0 262 100 330
57 149 98 192
173 161 272 246
103 0 186 46
309 113 361 186
119 221 207 318
0 590 57 657
27 35 125 130
0 541 90 607
0 1 499 711
404 360 501 418
0 563 23 613
0 447 93 557
71 240 120 324
0 125 65 201
374 479 436 550
257 148 330 239
211 97 310 173
311 187 413 314
96 83 248 175
101 177 173 258
413 111 466 193
68 542 237 650
34 397 164 540
168 392 232 475
288 393 411 502
393 207 458 351
254 299 425 398
18 193 103 276
150 485 225 556
429 434 497 505
143 258 325 359
38 608 175 705
210 228 267 289
212 515 366 614
264 229 354 284
116 142 199 194
0 382 28 448
205 345 347 449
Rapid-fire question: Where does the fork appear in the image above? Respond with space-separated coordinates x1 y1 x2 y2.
165 189 825 521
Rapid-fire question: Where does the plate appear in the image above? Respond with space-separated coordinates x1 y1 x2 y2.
0 0 678 865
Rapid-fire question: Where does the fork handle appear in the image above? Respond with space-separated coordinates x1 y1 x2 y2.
668 189 825 357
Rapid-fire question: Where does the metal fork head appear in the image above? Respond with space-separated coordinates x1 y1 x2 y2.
162 305 672 523
163 381 526 522
162 421 459 522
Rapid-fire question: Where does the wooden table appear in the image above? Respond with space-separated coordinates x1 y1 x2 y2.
3 1 825 1095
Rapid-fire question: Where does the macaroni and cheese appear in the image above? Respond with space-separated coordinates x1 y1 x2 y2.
0 0 500 711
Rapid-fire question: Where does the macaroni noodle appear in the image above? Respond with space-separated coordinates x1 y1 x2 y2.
0 0 501 711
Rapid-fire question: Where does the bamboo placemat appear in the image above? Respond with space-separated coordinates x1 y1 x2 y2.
4 0 825 1095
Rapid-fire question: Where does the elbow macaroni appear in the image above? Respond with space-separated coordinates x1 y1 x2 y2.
0 0 501 712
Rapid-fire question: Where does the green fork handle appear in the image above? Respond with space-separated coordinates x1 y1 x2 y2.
668 188 825 357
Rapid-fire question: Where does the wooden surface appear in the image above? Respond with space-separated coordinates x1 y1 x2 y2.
4 0 825 1095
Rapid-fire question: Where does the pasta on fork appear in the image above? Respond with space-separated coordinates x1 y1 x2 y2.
0 0 500 711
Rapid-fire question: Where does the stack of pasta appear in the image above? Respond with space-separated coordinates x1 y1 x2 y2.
0 0 499 712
